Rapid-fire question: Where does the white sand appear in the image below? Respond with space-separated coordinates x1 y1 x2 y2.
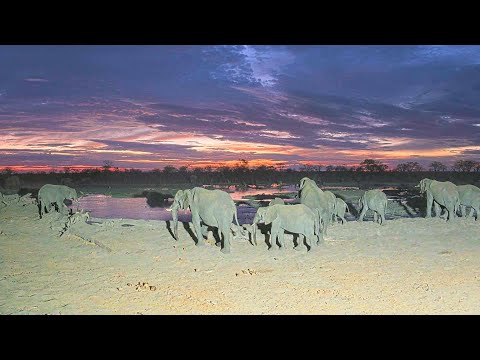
1 201 479 314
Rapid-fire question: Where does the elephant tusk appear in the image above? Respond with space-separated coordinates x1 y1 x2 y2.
165 208 173 212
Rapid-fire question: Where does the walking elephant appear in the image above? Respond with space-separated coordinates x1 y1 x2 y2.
418 178 459 221
334 197 349 224
169 187 240 254
456 184 480 219
298 177 332 237
38 184 78 219
250 204 320 251
358 189 388 225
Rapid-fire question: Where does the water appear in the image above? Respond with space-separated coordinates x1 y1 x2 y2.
75 185 298 224
74 186 424 223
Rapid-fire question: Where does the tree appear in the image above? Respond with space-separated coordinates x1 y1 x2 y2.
359 159 388 172
325 165 335 171
2 167 15 175
102 160 114 171
429 161 447 172
301 164 315 172
474 162 480 173
237 158 249 168
395 161 424 172
162 165 177 174
452 160 477 172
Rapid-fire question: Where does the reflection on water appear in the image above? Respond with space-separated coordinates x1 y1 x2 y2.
226 185 297 200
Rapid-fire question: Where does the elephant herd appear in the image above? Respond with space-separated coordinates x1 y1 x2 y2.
418 178 480 221
29 177 479 255
169 177 391 254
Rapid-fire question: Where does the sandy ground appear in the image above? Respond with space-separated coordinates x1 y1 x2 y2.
1 201 480 315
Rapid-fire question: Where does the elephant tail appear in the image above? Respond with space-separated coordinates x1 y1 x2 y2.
345 202 350 213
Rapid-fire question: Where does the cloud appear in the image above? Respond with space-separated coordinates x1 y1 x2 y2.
24 78 49 82
2 45 480 169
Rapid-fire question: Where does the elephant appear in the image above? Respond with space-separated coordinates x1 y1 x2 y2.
358 189 388 225
324 190 337 224
38 184 78 219
298 177 332 236
418 178 459 221
250 204 321 251
170 187 240 254
334 197 349 224
456 184 480 219
269 197 285 206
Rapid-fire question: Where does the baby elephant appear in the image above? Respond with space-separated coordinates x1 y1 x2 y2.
334 197 350 224
358 189 388 225
251 204 321 251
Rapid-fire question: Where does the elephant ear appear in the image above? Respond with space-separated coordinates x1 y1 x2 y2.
299 178 308 191
173 190 184 208
263 207 278 225
183 189 193 210
419 179 429 193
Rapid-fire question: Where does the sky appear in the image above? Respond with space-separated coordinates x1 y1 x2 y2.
1 45 480 172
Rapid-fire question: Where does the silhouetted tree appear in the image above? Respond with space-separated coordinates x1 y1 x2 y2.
395 161 424 172
162 165 177 174
2 167 15 175
359 159 388 172
452 160 477 172
102 160 114 171
429 161 447 172
474 162 480 173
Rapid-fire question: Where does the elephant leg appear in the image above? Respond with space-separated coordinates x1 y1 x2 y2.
469 207 476 219
472 206 479 220
379 209 385 225
306 228 316 251
269 222 279 250
433 202 441 218
278 228 286 250
426 192 434 218
293 229 304 250
201 224 209 239
322 219 328 237
460 205 466 217
191 213 204 246
340 215 346 224
373 212 378 224
59 202 69 215
220 224 231 254
358 205 368 222
39 200 44 218
446 204 455 222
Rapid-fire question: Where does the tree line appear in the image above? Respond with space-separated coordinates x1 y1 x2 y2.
1 158 479 190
